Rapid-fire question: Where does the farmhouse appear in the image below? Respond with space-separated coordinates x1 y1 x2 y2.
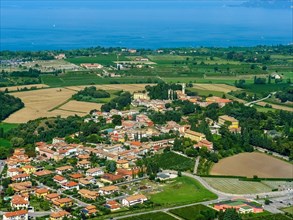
184 129 206 142
122 194 147 207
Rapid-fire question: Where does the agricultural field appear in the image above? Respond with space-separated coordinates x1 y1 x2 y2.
192 83 240 93
245 213 292 220
120 212 177 220
57 100 103 113
170 204 217 220
150 176 217 206
3 84 150 123
210 152 293 178
66 54 129 66
202 178 290 194
0 84 49 92
257 101 293 112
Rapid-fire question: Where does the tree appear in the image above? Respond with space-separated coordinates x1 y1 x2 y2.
11 137 24 147
5 187 14 196
112 115 122 126
223 208 242 220
106 160 116 173
40 199 50 211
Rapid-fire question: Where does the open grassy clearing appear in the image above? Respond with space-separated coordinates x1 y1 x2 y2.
120 212 177 220
170 204 217 220
0 122 19 133
189 88 224 97
192 83 240 93
0 138 12 147
3 84 150 123
245 213 292 220
210 152 293 178
150 176 217 206
202 178 286 194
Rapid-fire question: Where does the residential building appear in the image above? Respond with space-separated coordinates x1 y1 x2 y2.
101 173 124 184
50 210 70 220
62 181 79 190
46 193 60 202
122 194 147 207
35 188 49 198
82 205 97 216
78 189 99 200
3 210 28 220
86 168 104 177
116 160 129 169
53 175 67 184
98 185 119 196
184 130 206 142
195 139 214 151
105 200 121 211
218 115 239 129
21 165 36 174
53 197 73 207
10 195 29 209
56 165 73 175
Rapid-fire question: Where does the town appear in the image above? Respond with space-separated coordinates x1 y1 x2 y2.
0 82 292 220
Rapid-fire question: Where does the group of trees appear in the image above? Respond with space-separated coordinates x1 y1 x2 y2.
0 91 24 120
145 82 182 100
72 86 110 101
275 88 293 102
101 91 131 112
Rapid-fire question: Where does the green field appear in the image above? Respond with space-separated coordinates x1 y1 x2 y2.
66 54 129 66
189 88 224 97
170 204 217 220
150 176 217 206
244 83 291 94
245 213 292 220
0 138 11 147
281 206 293 215
41 72 158 87
202 177 283 194
0 122 19 133
120 212 177 220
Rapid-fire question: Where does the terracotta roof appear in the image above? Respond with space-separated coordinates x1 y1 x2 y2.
53 175 66 182
100 185 119 192
86 205 96 210
86 168 102 173
11 195 28 205
54 197 72 204
35 188 49 194
50 210 70 218
34 170 53 176
116 159 128 164
4 210 28 218
69 173 83 179
125 194 147 202
63 181 78 187
46 193 60 199
56 165 73 171
102 173 124 182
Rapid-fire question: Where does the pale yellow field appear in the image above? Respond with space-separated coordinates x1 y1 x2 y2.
0 84 49 92
193 83 240 93
57 100 103 113
210 152 293 178
4 84 151 123
257 102 293 112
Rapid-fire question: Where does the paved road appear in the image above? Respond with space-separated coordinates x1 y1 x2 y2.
36 180 89 207
245 93 272 106
254 146 289 161
193 156 200 175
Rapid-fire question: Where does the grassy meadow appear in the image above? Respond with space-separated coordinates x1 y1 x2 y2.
150 176 217 206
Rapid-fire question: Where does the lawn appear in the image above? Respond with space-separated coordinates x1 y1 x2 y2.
120 212 177 220
170 204 217 220
150 176 217 206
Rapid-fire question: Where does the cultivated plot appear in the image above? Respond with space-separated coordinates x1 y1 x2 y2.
210 152 293 178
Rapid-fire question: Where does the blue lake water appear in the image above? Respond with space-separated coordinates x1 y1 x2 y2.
0 0 292 50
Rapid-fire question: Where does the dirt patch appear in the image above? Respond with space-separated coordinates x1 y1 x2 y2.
210 152 293 178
